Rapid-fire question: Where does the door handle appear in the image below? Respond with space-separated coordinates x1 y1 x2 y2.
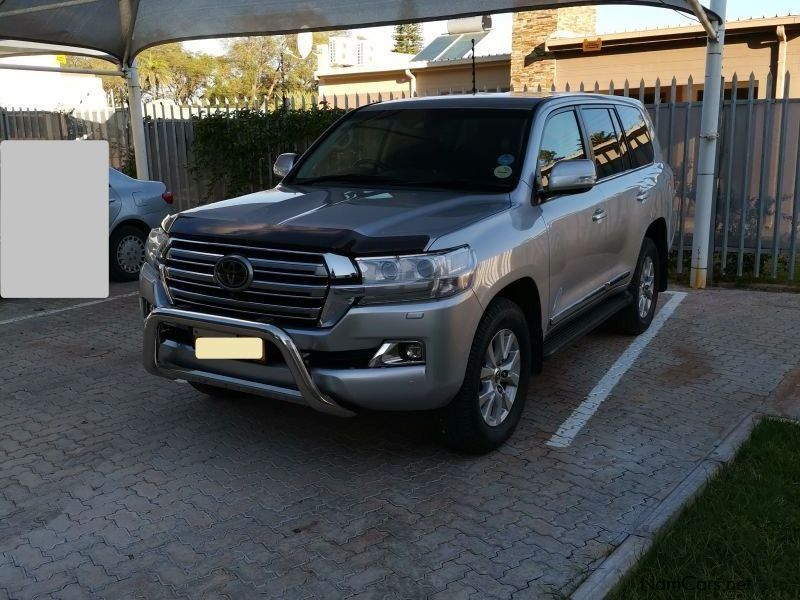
592 208 607 222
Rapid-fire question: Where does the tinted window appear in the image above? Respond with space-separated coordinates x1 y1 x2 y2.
537 111 586 189
292 108 532 192
582 108 626 179
616 105 655 167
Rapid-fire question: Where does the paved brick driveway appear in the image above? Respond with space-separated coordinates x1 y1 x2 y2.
1 285 799 599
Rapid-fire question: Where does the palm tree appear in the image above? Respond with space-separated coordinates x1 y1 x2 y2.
136 50 172 99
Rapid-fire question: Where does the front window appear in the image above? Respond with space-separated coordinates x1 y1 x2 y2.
289 107 533 192
537 110 587 189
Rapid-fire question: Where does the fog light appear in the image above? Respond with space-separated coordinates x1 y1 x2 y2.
403 342 424 361
369 340 426 367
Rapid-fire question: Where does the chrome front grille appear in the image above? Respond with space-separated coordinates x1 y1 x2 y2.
163 237 331 325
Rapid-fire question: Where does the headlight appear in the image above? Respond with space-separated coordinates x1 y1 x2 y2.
355 246 476 305
145 227 169 268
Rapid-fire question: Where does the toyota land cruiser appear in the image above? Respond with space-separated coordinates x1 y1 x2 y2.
140 93 675 453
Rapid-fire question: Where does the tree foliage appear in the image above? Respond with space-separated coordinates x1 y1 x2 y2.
207 33 328 103
392 24 423 54
66 33 327 104
66 45 215 102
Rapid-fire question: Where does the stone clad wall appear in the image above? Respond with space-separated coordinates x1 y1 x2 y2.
510 7 596 91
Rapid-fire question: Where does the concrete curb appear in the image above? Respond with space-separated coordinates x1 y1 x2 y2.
570 411 764 600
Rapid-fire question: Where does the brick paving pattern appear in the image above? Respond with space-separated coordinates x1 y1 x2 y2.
1 284 799 598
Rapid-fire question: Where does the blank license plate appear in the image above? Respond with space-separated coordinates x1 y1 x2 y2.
195 336 264 360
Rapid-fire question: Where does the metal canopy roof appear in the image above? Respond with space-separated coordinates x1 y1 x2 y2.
0 0 719 65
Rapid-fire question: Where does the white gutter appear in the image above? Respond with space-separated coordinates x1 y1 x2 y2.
776 25 788 98
405 68 417 97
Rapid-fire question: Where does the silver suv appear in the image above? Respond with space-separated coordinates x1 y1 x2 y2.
140 94 675 453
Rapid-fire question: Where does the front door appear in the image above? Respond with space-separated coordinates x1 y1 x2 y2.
537 108 611 329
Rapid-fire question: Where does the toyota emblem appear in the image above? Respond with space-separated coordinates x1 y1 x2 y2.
214 255 253 291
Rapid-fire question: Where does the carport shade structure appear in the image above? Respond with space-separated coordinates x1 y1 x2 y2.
0 0 724 288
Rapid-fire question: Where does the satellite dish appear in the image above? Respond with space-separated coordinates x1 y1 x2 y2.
296 32 313 59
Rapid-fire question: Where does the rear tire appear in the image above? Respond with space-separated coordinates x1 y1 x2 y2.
109 225 147 281
438 298 532 454
613 237 659 335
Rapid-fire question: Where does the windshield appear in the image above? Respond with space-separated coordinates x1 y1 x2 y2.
290 107 532 192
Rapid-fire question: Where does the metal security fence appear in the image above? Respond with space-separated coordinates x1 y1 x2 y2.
525 72 800 281
2 74 799 280
0 103 133 174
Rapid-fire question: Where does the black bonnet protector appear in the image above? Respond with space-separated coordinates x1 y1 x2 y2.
167 222 429 257
167 185 510 257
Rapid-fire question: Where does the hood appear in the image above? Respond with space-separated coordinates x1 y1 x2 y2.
168 185 510 256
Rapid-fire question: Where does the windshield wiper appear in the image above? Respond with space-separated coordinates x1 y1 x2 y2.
402 180 510 192
292 174 401 186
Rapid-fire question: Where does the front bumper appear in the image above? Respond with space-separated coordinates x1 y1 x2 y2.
140 263 483 414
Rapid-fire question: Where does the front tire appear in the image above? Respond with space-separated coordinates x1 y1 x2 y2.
613 237 659 335
438 298 532 454
110 225 147 281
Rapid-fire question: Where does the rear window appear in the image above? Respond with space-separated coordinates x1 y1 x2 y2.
616 105 655 168
581 108 627 179
291 107 533 192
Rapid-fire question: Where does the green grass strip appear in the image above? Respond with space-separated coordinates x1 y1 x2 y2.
610 419 800 599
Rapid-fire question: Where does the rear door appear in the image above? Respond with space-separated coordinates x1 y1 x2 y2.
577 105 639 290
537 107 611 328
614 103 663 267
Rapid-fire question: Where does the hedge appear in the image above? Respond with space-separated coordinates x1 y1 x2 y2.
191 107 347 198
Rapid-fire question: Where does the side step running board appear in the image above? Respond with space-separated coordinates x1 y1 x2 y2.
542 292 633 359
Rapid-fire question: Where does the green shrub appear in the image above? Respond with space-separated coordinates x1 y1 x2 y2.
191 107 346 198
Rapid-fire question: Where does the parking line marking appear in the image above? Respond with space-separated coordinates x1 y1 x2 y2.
0 292 139 326
546 291 687 449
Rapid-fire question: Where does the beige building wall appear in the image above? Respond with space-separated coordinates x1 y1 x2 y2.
416 62 510 95
318 71 411 99
318 61 510 99
510 7 596 91
554 39 779 99
552 23 800 99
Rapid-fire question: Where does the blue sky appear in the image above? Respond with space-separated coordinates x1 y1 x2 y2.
596 0 798 32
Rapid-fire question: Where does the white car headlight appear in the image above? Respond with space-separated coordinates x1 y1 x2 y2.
355 246 476 305
144 227 169 268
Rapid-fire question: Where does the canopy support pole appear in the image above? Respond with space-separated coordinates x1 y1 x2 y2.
125 60 148 180
690 0 726 289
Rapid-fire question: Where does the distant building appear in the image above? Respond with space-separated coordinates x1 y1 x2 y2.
316 15 512 101
0 53 108 111
315 11 800 102
542 14 799 100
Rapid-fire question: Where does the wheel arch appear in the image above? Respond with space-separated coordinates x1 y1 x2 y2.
645 218 668 292
110 219 151 239
490 277 543 375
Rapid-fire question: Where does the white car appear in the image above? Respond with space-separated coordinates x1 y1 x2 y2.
108 167 175 281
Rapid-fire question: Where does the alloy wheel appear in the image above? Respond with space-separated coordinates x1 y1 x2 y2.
478 328 521 427
638 255 655 319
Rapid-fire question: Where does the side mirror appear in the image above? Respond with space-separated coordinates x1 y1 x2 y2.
543 159 597 196
273 153 299 178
